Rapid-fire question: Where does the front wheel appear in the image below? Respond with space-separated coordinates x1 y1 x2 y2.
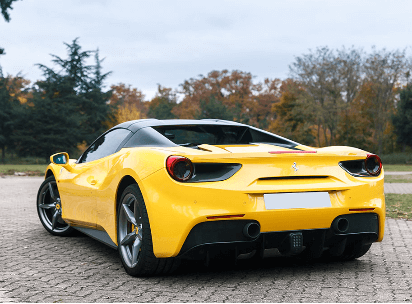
117 184 179 276
37 176 74 236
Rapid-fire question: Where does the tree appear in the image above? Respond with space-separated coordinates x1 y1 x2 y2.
174 70 229 119
0 77 17 162
269 79 315 145
0 75 29 163
393 84 412 149
361 48 406 155
37 40 114 144
0 48 4 76
289 47 364 147
81 49 115 143
109 83 147 126
335 47 364 146
290 47 338 146
196 95 233 120
115 103 142 124
148 85 177 119
12 39 114 160
174 70 271 126
41 38 93 93
1 0 20 76
250 78 282 130
336 94 373 151
12 74 84 161
110 83 147 116
0 0 18 22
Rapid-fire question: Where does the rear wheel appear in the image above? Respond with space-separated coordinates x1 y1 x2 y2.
338 242 372 261
323 241 372 261
117 184 179 276
37 176 74 236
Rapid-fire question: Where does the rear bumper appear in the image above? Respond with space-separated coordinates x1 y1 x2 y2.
140 168 385 258
179 213 379 259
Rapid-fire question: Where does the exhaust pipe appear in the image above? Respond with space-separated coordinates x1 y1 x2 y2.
243 222 260 239
333 217 349 233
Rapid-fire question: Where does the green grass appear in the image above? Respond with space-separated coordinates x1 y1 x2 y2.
0 155 48 164
384 174 412 183
385 194 412 220
383 164 412 172
0 164 47 176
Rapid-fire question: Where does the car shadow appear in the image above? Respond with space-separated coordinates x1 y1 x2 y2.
32 225 370 279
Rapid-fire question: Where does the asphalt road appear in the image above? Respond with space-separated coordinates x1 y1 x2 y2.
0 176 411 303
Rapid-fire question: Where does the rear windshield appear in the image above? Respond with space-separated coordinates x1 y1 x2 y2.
151 125 297 148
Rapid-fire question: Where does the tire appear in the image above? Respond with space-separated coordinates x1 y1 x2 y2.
323 241 372 261
338 242 372 261
117 184 180 276
37 176 74 236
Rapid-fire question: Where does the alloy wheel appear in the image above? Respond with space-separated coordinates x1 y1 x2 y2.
118 193 144 268
37 180 70 233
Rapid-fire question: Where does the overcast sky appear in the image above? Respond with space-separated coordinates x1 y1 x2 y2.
1 0 412 99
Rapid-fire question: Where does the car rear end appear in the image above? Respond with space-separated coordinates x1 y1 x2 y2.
139 144 384 261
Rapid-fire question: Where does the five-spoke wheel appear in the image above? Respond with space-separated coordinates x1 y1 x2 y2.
37 176 73 236
117 184 180 276
118 192 144 268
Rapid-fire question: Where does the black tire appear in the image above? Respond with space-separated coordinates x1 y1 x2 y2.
117 184 180 276
36 176 74 236
323 241 372 261
338 242 372 261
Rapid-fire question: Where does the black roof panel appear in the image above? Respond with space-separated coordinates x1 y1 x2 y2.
112 119 245 133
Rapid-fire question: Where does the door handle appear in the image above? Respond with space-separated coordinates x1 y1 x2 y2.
90 180 97 185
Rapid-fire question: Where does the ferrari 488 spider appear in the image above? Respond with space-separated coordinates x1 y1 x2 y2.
37 119 384 276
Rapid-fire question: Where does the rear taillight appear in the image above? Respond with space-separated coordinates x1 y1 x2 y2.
339 154 382 177
166 156 194 182
365 154 382 176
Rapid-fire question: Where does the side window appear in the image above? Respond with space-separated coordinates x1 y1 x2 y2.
79 129 131 163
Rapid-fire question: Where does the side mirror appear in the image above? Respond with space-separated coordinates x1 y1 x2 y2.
50 152 69 165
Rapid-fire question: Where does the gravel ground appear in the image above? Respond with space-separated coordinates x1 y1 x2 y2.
0 176 411 303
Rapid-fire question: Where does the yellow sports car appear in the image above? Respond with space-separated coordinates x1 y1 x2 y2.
37 119 384 276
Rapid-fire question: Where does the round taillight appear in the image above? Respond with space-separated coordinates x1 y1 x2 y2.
166 156 194 182
365 154 382 176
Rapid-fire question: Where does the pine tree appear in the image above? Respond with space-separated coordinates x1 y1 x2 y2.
12 39 114 160
1 0 19 72
0 0 18 22
0 48 4 76
81 49 115 144
12 74 83 161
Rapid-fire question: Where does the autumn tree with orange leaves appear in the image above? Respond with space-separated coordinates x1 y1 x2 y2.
269 79 315 145
173 70 281 129
109 83 147 126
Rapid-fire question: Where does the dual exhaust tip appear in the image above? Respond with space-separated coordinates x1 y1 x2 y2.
243 217 349 239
